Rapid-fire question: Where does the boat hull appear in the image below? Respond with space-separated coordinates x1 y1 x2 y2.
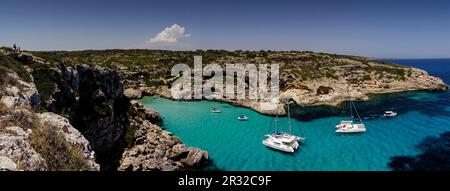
335 127 366 133
262 140 295 153
237 116 248 121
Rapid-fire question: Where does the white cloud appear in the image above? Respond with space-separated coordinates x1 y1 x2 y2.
148 24 191 44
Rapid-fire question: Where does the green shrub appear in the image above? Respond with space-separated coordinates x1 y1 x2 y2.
0 46 13 52
32 68 56 103
0 65 13 86
30 123 92 171
0 54 32 82
124 124 137 148
362 74 371 81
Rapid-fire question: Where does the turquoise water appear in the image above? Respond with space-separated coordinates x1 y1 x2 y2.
141 59 450 171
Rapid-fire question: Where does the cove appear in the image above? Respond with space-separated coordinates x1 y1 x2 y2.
141 59 450 171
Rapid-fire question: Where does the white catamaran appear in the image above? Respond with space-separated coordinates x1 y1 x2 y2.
263 101 305 153
335 96 366 133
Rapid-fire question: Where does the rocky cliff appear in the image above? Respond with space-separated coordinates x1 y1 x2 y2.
0 55 99 170
0 51 209 171
33 62 130 170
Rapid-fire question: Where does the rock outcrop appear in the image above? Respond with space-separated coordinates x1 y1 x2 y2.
0 126 47 171
35 63 130 170
124 88 142 99
1 51 208 171
0 57 99 170
37 112 99 170
10 52 45 65
118 102 208 171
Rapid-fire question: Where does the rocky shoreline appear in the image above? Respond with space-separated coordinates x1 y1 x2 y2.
124 71 449 116
27 49 449 116
119 102 209 171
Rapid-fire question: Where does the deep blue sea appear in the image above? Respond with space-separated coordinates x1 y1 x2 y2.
141 59 450 171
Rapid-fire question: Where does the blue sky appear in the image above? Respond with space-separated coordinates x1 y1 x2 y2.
1 0 449 58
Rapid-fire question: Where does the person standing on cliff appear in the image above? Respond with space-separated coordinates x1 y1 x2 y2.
13 44 17 53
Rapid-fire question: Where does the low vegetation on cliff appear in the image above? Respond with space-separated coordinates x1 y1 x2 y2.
30 49 411 86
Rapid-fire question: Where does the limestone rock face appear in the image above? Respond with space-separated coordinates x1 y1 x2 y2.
0 72 40 111
38 112 100 170
169 144 189 159
0 126 47 171
180 147 209 167
1 53 99 171
130 102 162 124
124 88 142 99
37 63 130 170
0 156 17 171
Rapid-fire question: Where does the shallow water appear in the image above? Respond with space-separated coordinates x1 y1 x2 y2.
140 59 450 171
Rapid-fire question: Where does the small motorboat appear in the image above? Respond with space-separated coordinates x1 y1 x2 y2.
211 108 221 113
383 111 397 118
237 115 248 121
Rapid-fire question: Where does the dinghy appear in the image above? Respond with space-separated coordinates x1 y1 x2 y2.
210 108 221 113
237 115 248 121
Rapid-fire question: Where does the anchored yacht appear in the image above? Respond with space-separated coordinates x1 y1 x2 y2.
335 95 366 134
263 133 300 153
263 100 305 152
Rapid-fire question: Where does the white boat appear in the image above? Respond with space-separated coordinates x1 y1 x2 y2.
336 120 353 129
263 134 299 153
237 115 248 121
335 95 366 134
210 108 221 113
335 123 366 133
383 111 397 118
263 100 305 153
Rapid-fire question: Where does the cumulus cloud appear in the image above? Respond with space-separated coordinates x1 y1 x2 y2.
148 24 191 44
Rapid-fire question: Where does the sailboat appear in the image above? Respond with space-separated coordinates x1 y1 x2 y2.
335 96 366 133
262 101 305 153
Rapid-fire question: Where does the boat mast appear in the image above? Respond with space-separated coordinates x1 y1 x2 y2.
349 95 353 120
287 101 292 133
275 100 279 132
351 100 364 124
